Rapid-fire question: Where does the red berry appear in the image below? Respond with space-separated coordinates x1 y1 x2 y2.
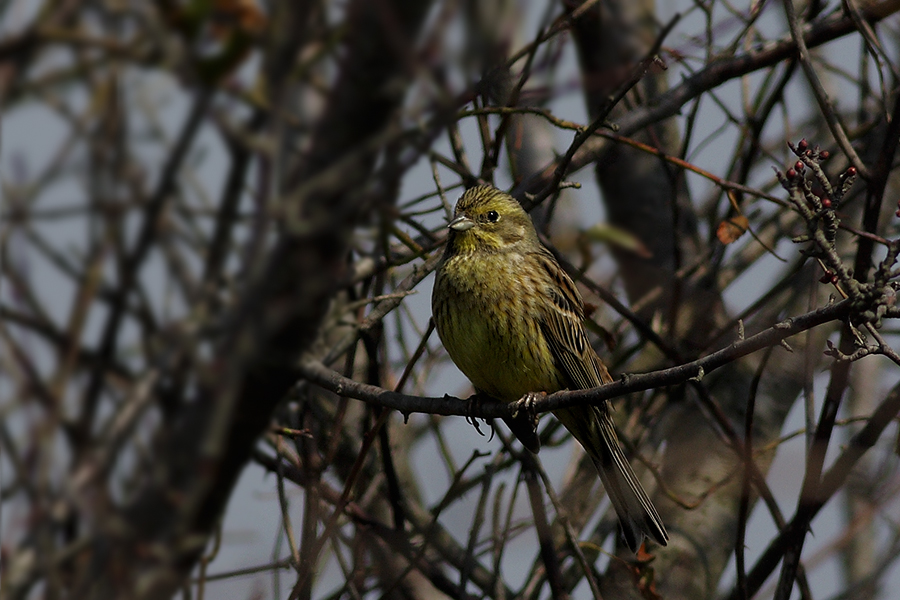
819 271 833 283
795 161 804 171
847 166 857 176
820 150 830 160
786 169 797 179
821 198 832 208
831 274 839 284
798 139 808 151
895 209 900 218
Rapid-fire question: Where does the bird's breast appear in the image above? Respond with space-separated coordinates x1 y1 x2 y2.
433 252 562 402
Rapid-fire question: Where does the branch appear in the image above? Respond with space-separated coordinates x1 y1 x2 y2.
734 379 900 599
525 13 681 210
782 0 870 179
299 298 853 418
513 1 900 199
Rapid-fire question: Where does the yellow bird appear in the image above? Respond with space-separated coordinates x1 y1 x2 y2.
432 185 668 552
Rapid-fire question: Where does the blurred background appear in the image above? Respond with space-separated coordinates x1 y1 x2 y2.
3 0 900 598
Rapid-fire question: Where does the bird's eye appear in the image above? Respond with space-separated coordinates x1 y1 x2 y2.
487 210 500 223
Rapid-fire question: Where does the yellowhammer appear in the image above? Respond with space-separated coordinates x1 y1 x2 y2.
432 184 668 552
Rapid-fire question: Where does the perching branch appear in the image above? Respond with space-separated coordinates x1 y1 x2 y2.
299 298 855 419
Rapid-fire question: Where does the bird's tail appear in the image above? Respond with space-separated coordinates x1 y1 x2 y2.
555 405 668 552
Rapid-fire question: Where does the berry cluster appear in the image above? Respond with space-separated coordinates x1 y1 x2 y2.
777 140 900 334
776 139 857 248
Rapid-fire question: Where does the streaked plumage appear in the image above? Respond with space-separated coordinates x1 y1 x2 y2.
432 185 668 552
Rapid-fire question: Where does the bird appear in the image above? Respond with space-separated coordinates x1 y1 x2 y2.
431 184 668 552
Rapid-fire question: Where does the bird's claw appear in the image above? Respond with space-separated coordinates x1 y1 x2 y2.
512 391 544 427
466 394 489 438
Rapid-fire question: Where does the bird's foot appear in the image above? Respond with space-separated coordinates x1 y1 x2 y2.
513 391 546 422
465 393 490 438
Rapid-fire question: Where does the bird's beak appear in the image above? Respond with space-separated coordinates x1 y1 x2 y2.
448 214 475 232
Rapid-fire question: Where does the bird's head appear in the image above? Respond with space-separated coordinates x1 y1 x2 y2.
445 185 537 254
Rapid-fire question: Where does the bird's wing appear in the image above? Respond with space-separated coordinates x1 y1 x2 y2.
531 247 669 551
531 246 612 389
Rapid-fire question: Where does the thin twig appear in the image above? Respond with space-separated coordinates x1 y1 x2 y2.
782 0 870 179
